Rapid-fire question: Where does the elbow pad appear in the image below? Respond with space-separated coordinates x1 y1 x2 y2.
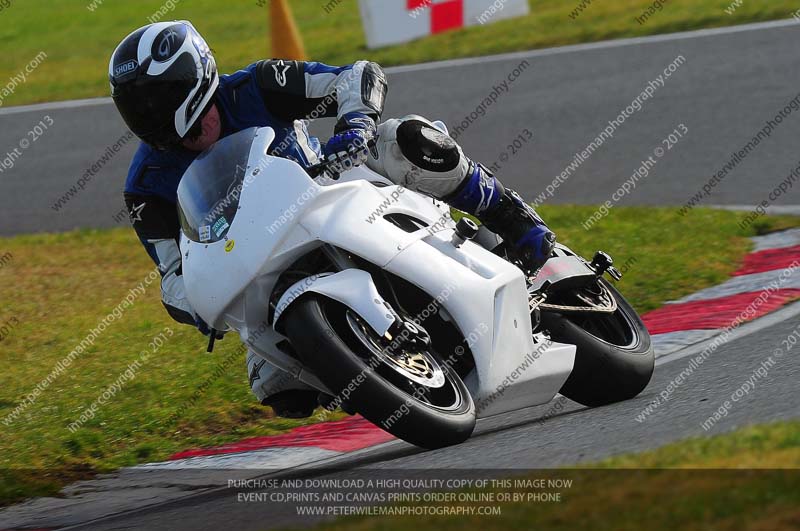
360 61 388 117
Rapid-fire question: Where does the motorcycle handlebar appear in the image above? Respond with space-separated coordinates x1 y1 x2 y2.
305 158 336 179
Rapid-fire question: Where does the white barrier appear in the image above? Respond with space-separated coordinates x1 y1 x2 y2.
358 0 530 49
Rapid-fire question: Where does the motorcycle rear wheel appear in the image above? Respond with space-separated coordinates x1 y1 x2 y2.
541 280 654 407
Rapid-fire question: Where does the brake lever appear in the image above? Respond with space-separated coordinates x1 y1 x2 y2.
206 328 224 353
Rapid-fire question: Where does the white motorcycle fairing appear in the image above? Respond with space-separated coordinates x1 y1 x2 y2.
272 269 396 337
179 127 575 418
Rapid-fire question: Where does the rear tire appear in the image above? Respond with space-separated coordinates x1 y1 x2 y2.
541 281 654 407
284 295 476 449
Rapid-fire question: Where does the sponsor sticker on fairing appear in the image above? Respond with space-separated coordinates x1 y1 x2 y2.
212 217 229 237
199 225 211 242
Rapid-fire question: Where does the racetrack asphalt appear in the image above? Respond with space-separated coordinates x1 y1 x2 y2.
62 302 800 530
1 20 800 236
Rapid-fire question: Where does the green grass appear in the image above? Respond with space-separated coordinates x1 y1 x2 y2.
298 421 800 531
0 0 798 106
0 206 797 505
0 228 347 503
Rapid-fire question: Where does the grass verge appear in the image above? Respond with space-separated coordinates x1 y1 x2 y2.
295 421 800 531
0 206 796 504
0 0 798 106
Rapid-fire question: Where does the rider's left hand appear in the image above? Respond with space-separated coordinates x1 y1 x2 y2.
323 113 376 174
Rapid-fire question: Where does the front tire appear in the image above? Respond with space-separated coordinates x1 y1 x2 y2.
541 281 654 407
284 295 476 449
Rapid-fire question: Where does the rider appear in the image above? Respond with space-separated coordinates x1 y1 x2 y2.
111 21 556 418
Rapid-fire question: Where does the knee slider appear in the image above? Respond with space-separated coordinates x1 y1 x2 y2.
396 119 461 173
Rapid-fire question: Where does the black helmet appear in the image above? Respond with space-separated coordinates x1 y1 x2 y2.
109 21 218 150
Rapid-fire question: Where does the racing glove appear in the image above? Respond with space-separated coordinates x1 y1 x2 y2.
323 112 376 174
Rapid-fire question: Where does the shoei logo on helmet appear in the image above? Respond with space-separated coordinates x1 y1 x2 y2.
152 25 187 62
114 59 138 78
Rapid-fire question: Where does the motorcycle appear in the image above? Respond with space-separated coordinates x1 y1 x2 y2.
177 126 654 449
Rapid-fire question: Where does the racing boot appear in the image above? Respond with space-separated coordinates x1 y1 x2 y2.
446 162 556 274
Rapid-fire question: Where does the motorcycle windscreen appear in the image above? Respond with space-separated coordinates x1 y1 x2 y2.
177 127 257 243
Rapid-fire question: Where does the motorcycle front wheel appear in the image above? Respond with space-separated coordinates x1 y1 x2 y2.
284 294 476 449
